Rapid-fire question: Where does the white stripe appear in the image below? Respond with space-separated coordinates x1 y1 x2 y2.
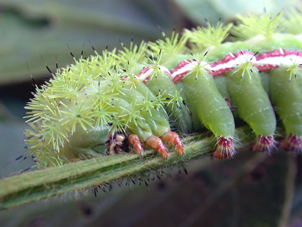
139 68 154 80
211 53 256 72
257 55 302 67
282 55 302 66
171 61 211 79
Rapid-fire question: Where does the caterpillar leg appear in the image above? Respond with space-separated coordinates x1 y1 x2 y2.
212 136 235 159
128 134 143 155
161 131 184 156
280 134 302 152
107 133 127 155
252 135 275 152
146 135 169 159
129 131 184 158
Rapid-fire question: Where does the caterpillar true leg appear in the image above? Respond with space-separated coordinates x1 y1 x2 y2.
161 131 184 156
129 131 184 157
128 134 143 154
146 135 169 159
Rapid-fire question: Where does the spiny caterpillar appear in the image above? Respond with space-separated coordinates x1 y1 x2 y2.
24 9 302 168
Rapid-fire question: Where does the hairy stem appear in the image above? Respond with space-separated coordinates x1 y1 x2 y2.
0 126 255 210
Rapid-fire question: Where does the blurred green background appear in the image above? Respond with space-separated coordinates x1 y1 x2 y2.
1 0 302 226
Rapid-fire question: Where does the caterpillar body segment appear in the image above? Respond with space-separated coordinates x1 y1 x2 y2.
171 60 236 158
208 43 277 151
139 32 194 134
279 8 302 150
179 71 235 141
225 62 276 151
64 125 110 156
270 66 302 151
136 64 193 133
113 85 170 136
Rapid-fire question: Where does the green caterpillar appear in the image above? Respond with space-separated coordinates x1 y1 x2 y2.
24 9 302 168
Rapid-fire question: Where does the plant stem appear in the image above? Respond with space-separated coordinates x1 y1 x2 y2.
0 126 255 210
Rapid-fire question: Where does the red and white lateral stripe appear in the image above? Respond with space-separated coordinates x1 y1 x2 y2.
136 66 171 84
210 49 302 75
171 59 211 83
170 49 302 83
138 49 302 85
210 51 255 76
256 48 302 71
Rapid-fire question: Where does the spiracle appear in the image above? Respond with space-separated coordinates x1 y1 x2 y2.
24 10 302 168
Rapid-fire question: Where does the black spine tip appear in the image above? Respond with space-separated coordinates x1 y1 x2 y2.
15 155 23 161
46 65 52 74
184 168 188 175
21 167 31 173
